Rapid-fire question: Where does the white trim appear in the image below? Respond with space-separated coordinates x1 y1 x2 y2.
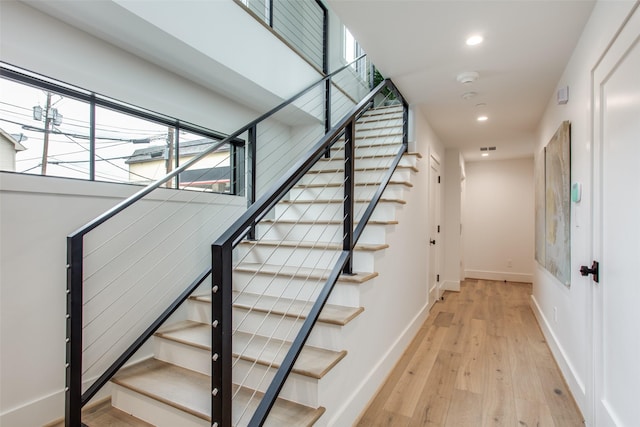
530 295 588 417
442 280 460 292
329 301 431 426
465 269 533 283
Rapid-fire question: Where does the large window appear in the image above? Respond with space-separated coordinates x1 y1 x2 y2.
0 64 244 195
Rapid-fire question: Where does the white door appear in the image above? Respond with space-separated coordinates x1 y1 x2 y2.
591 5 640 426
428 154 441 302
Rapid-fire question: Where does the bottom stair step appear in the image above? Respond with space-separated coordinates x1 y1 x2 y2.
112 359 325 426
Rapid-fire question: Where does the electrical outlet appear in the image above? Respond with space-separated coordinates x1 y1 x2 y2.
507 259 513 268
553 307 558 322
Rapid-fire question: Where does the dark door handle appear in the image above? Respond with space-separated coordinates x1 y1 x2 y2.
430 239 436 245
579 261 599 283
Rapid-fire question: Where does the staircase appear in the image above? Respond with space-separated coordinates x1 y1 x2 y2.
94 104 421 426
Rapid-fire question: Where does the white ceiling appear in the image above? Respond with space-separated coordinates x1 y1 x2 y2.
327 0 595 161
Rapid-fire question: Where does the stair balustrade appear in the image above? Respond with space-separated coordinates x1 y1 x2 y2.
65 54 398 426
211 82 408 426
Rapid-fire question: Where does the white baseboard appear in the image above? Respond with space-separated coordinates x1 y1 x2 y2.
1 389 63 427
442 280 460 292
328 302 430 426
530 295 587 416
465 269 533 283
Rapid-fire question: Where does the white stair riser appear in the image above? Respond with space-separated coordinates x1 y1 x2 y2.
231 307 348 350
355 127 403 138
316 155 416 170
274 201 397 222
112 384 207 427
154 338 210 375
289 184 407 202
235 245 377 271
232 359 319 407
256 221 388 245
233 270 362 306
298 169 411 186
359 113 403 123
236 245 341 270
152 338 320 407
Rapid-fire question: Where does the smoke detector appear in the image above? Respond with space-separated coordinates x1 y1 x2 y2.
456 71 479 84
461 91 477 100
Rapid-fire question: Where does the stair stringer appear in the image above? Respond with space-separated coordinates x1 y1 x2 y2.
303 152 433 426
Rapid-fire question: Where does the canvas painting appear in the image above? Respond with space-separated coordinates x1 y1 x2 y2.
535 147 546 265
544 121 571 286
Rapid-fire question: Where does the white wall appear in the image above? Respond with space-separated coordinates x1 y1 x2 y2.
463 158 534 283
0 173 246 426
0 1 326 170
531 0 637 420
328 105 444 425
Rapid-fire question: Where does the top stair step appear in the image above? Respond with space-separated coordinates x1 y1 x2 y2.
112 359 325 426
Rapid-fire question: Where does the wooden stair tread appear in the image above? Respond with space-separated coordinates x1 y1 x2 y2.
235 262 378 283
233 330 347 379
360 108 403 117
294 180 412 189
238 239 389 251
318 152 421 161
112 359 325 426
308 164 418 174
356 132 403 140
260 218 398 225
354 124 402 132
232 291 364 326
280 197 406 205
112 359 210 421
193 293 363 326
155 321 346 379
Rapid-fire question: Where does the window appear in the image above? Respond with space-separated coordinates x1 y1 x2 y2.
0 64 244 195
343 27 366 80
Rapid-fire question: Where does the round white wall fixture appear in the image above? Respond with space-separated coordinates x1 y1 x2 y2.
456 71 479 84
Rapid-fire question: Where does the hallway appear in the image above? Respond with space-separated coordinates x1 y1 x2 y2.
356 280 584 426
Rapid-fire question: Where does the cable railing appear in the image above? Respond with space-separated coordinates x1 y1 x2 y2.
65 54 378 426
210 81 407 425
236 0 327 72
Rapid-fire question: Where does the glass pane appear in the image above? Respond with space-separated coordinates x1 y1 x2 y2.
94 106 172 185
0 78 90 178
177 130 231 193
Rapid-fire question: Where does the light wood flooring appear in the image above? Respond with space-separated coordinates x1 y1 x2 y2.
356 279 584 427
50 279 583 427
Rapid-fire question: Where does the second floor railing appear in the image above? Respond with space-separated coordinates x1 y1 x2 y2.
236 0 328 73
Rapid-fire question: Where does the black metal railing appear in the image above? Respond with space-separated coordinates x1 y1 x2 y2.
210 78 407 426
65 54 376 426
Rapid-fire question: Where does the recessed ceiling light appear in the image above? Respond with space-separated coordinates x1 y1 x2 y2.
477 115 488 122
466 35 484 46
481 152 489 157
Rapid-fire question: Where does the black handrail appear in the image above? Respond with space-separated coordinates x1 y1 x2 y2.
210 78 408 425
65 54 370 426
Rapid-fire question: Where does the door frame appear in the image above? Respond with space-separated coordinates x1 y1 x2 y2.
428 151 442 302
590 3 640 425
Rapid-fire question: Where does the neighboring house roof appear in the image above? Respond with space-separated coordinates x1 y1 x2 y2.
125 138 228 164
0 128 27 151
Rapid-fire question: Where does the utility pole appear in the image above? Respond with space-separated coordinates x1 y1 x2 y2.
166 127 175 188
41 92 52 175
